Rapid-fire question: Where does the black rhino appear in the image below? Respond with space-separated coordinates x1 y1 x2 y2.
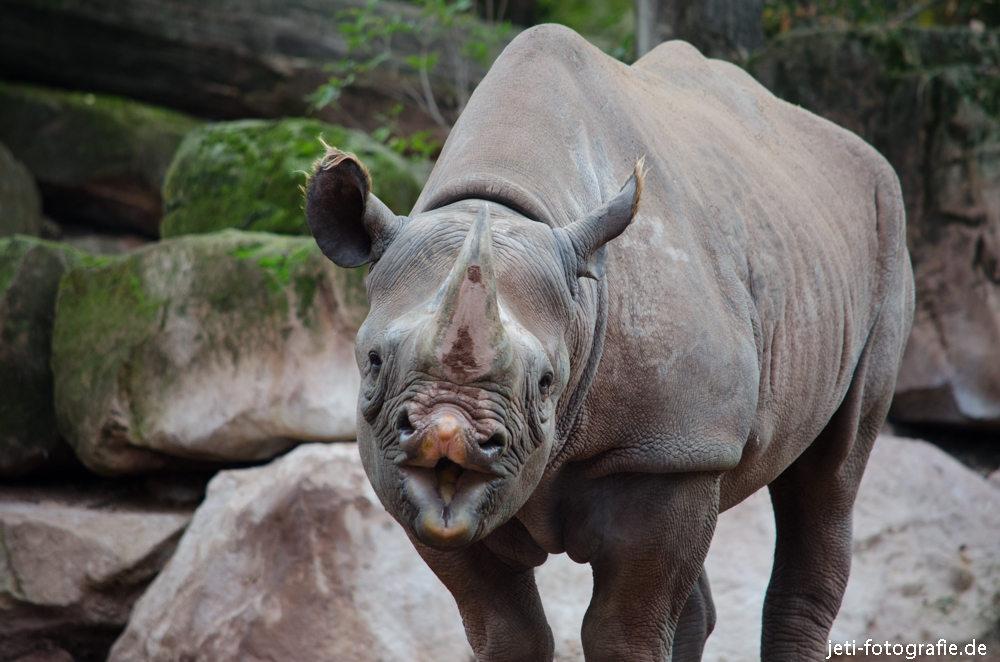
305 24 915 662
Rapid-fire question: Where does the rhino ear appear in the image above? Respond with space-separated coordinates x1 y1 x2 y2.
557 158 645 280
306 147 403 268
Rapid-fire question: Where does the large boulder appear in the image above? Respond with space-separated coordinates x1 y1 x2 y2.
0 82 201 237
105 439 637 662
0 236 83 477
0 482 194 662
0 142 42 238
108 443 474 662
701 434 1000 662
750 27 1000 430
108 436 999 662
515 434 1000 661
52 231 368 475
160 119 425 238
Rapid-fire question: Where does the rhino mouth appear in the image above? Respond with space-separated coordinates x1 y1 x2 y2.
400 459 497 548
434 458 464 506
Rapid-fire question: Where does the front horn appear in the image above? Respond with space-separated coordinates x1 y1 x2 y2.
429 204 513 382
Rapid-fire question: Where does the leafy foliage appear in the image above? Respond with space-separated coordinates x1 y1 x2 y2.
371 103 442 160
309 0 510 129
160 119 423 237
306 0 410 111
535 0 635 61
764 0 1000 38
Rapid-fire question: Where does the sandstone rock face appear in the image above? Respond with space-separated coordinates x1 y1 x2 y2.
0 142 42 239
56 232 151 257
529 435 1000 661
52 231 368 475
0 237 83 476
109 443 474 662
701 435 1000 662
160 119 425 238
0 83 201 237
8 645 74 662
109 436 999 661
751 28 1000 430
833 436 1000 645
0 484 193 662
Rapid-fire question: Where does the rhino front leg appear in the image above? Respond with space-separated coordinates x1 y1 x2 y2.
579 471 720 662
410 518 554 662
672 566 716 662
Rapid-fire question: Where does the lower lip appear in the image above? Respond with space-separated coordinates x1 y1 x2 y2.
399 466 495 547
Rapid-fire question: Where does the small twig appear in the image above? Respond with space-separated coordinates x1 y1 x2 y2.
452 44 469 114
418 46 449 127
888 0 943 26
401 78 430 115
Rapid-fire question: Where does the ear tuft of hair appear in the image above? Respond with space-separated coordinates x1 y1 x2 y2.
308 142 373 193
305 141 404 268
631 156 646 219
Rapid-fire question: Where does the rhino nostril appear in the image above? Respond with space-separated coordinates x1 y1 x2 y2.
479 432 507 456
396 409 415 438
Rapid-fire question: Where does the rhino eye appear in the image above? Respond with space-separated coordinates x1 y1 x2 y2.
538 373 553 395
369 351 383 373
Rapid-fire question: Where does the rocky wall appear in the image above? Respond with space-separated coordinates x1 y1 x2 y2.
0 237 83 477
751 27 1000 430
0 83 201 237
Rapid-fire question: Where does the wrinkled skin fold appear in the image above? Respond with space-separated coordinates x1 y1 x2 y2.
305 25 915 662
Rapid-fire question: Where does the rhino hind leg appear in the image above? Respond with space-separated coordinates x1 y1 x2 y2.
761 304 909 661
671 566 716 662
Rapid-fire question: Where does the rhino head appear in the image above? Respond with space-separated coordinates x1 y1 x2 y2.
306 149 643 549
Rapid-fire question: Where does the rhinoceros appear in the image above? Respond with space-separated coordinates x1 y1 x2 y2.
305 24 914 662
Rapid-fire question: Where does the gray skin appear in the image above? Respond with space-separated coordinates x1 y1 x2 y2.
305 25 915 662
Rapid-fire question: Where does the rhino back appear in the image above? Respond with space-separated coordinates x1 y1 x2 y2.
420 26 907 496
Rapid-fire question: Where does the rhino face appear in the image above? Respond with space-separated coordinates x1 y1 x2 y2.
356 203 572 548
306 149 643 549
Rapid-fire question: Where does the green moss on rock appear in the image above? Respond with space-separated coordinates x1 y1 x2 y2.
0 82 202 236
160 119 425 238
0 82 202 189
52 230 369 475
0 236 84 475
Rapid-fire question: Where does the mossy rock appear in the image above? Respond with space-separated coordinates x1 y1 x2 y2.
0 82 202 190
160 119 425 238
0 142 42 239
1 236 84 476
0 82 202 236
52 230 369 475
